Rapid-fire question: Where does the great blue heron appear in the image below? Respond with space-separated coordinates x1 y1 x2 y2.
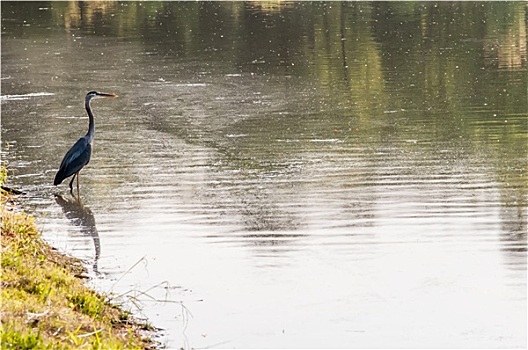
54 91 118 195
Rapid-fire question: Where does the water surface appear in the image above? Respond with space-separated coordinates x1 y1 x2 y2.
2 2 527 348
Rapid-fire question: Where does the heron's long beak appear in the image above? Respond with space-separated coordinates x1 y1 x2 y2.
98 93 118 98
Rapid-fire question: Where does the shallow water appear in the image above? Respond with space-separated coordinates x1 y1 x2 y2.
2 2 527 348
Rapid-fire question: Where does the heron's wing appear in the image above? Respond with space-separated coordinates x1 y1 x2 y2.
54 137 92 185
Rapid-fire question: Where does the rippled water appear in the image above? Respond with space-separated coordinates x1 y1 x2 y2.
2 2 527 348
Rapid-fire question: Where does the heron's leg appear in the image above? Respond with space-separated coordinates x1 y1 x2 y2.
69 174 77 196
76 172 80 195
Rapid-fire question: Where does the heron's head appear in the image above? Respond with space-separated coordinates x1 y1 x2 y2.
86 91 118 103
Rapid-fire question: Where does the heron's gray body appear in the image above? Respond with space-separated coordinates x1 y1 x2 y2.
54 136 92 186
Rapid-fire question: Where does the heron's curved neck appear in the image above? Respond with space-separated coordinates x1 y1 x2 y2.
85 98 95 142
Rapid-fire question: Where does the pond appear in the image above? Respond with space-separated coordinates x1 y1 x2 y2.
1 1 527 348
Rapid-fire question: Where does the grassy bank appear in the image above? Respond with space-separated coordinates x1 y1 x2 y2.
0 166 155 349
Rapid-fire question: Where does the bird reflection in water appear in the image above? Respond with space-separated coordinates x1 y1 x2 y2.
55 195 101 275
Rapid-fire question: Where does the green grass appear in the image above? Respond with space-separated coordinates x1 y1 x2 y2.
0 163 155 349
